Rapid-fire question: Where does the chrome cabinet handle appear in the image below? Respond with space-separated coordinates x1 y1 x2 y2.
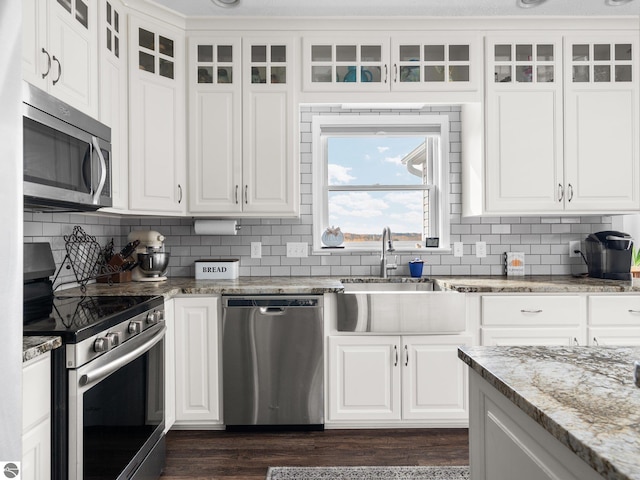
393 63 398 83
52 56 62 85
235 185 239 204
573 337 579 346
567 183 574 202
520 309 543 314
558 183 564 202
178 184 183 204
244 185 248 204
41 48 52 79
384 64 388 84
628 309 640 314
394 345 398 367
404 345 408 367
593 337 599 346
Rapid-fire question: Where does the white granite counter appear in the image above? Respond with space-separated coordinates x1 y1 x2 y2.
459 345 640 480
59 274 640 298
23 336 62 362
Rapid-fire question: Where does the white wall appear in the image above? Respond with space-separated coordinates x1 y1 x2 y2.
0 0 24 463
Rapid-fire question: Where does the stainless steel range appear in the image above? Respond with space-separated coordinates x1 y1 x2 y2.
23 243 166 480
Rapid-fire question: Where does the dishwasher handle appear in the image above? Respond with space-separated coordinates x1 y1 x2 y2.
259 307 287 316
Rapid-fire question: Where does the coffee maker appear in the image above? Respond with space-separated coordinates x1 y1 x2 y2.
584 231 633 281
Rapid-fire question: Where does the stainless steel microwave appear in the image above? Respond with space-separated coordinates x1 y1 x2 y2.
23 82 112 211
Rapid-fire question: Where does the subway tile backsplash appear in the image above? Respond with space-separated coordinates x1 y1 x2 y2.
24 106 608 282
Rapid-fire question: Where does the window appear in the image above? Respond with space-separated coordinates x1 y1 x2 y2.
312 115 450 251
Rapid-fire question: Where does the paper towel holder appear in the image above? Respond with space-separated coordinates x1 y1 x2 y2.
193 219 242 235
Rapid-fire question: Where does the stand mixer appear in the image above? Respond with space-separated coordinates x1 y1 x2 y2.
127 230 170 282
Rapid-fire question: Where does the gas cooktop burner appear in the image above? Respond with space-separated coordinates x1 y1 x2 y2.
23 294 164 342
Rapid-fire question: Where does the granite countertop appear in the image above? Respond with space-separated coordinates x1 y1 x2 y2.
434 275 640 293
59 274 640 298
23 336 62 363
459 345 640 480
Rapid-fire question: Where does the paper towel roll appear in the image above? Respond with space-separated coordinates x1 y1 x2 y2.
193 220 239 235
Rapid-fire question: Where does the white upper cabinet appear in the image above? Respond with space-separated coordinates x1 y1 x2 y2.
563 34 640 212
242 37 298 215
302 33 481 93
485 34 564 213
481 31 640 215
98 0 128 211
187 35 299 217
128 15 186 214
23 0 99 117
188 35 243 214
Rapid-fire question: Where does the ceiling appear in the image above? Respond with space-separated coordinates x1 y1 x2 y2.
150 0 640 17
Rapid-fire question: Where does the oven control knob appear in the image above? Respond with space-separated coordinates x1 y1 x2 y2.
156 309 165 322
93 337 110 353
128 320 143 335
146 310 159 325
106 332 120 348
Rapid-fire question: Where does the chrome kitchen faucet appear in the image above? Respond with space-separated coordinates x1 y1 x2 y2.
380 226 397 278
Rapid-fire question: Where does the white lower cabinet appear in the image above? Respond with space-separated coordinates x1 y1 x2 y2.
588 295 640 346
173 296 222 427
22 353 51 480
328 334 472 426
480 295 585 346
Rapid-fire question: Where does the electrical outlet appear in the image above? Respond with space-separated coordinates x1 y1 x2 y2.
569 240 581 258
453 242 464 257
286 242 308 258
251 242 262 259
475 241 487 258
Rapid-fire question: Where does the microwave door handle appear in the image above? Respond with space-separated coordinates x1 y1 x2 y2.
91 136 107 205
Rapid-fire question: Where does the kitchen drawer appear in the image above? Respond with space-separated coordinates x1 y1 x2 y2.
589 295 640 326
22 353 51 431
482 295 583 326
481 327 581 346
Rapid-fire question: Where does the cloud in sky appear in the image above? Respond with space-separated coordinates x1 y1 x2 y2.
329 192 388 218
377 146 390 153
328 164 356 185
384 155 403 165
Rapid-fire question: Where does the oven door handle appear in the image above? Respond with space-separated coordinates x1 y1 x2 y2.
78 325 166 388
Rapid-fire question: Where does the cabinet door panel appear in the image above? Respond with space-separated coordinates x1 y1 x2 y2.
243 90 297 214
564 91 638 210
22 0 48 90
328 336 401 421
486 90 563 212
174 297 221 424
402 335 472 421
190 92 242 212
482 328 581 346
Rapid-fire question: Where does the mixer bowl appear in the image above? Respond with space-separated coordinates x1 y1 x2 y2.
137 252 170 277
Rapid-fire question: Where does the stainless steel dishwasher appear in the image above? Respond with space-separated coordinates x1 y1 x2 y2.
222 296 324 429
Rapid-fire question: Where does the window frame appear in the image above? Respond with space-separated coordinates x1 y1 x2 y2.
312 114 451 253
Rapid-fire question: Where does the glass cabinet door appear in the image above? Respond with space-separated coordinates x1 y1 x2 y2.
194 42 236 85
303 37 389 91
492 42 557 84
138 27 175 80
569 41 633 84
246 43 289 85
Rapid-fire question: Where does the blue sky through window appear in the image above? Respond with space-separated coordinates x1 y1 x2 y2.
327 136 426 238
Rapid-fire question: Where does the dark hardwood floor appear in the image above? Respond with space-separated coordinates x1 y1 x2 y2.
162 428 469 480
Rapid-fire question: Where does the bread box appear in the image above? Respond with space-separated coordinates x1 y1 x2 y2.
195 259 239 280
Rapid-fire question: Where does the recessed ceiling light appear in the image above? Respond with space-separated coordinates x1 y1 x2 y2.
517 0 548 7
605 0 633 5
211 0 239 7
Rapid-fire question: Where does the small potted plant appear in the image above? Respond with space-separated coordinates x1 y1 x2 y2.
632 246 640 282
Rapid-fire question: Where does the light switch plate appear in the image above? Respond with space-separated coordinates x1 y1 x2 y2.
453 242 464 257
286 242 308 258
475 241 487 258
251 242 262 259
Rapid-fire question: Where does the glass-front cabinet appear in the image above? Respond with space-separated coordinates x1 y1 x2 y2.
563 34 639 212
484 34 564 214
302 34 479 92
